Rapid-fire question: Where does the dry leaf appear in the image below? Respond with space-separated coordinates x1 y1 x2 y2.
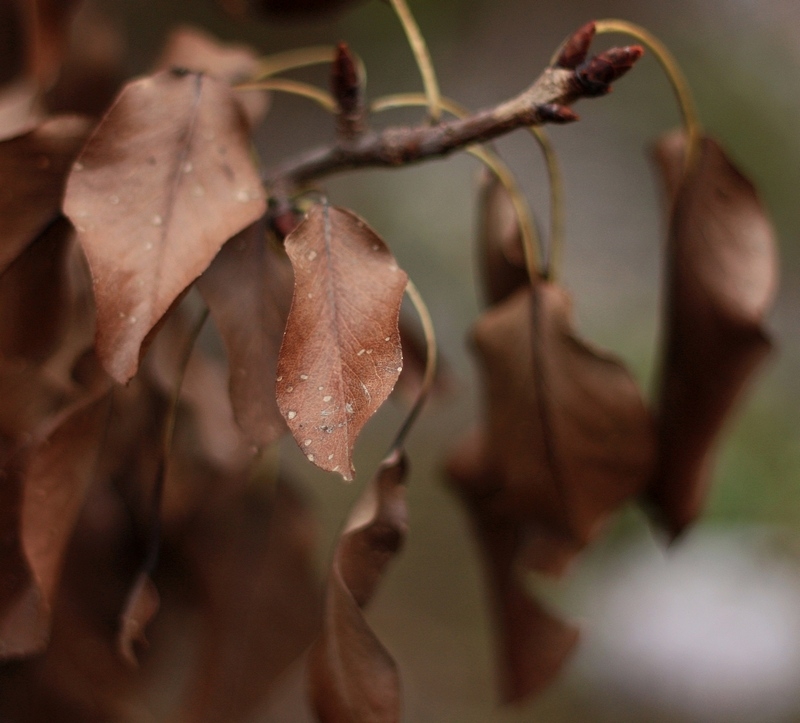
476 170 528 306
0 216 73 362
470 282 654 567
0 115 91 272
309 450 408 723
63 68 266 383
118 572 160 666
0 79 44 140
155 25 268 128
646 132 778 537
198 221 293 448
0 385 112 658
174 480 320 723
45 1 127 118
277 205 407 480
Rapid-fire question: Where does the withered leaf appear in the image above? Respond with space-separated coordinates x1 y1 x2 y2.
198 221 293 448
309 451 408 723
45 2 127 118
476 170 528 306
646 132 778 537
447 427 579 701
23 0 83 89
469 282 654 570
63 69 266 383
174 480 320 723
0 79 43 140
0 386 111 658
155 25 268 128
0 115 91 272
0 216 72 363
277 206 407 480
117 571 159 667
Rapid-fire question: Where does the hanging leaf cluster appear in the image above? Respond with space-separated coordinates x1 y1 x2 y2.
0 2 778 721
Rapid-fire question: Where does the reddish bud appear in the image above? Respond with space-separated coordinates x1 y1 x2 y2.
331 41 365 141
554 21 596 70
538 104 579 124
575 45 644 96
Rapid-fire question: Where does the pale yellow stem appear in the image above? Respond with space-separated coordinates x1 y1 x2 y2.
235 78 336 113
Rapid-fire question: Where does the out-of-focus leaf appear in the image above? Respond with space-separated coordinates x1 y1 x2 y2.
45 1 127 118
447 426 579 702
392 312 454 403
0 79 43 140
309 450 408 723
469 282 654 569
0 115 91 272
198 221 293 448
174 480 320 723
0 217 72 362
145 306 250 473
118 571 159 666
63 69 265 383
219 0 364 19
476 170 528 306
155 25 268 128
0 385 111 658
277 205 407 480
24 0 83 89
646 132 778 537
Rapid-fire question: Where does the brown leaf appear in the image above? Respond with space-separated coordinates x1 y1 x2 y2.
0 79 43 140
198 221 293 448
155 25 268 128
63 69 266 383
646 132 778 537
0 115 91 272
457 480 580 703
118 572 159 666
476 170 528 306
309 451 408 723
277 205 407 480
0 385 112 658
470 282 654 568
174 480 320 723
23 0 83 89
0 216 73 362
45 1 127 118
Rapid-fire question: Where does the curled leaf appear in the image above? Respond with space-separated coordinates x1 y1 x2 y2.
175 480 320 723
0 216 73 363
63 69 266 383
646 132 778 537
155 26 269 127
476 170 527 306
117 571 159 667
309 450 408 723
277 205 407 480
470 282 654 568
0 115 91 272
198 220 293 448
450 465 580 703
0 385 112 658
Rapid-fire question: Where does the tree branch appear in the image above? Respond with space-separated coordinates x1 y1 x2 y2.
263 40 643 190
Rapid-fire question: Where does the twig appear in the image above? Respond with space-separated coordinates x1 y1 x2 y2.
265 46 642 189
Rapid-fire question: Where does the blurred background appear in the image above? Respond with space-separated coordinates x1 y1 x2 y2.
86 0 800 720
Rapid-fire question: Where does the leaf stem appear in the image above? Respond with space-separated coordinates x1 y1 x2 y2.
593 19 702 170
235 78 336 112
390 278 437 453
372 92 543 280
528 127 565 281
254 46 332 78
388 0 442 123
